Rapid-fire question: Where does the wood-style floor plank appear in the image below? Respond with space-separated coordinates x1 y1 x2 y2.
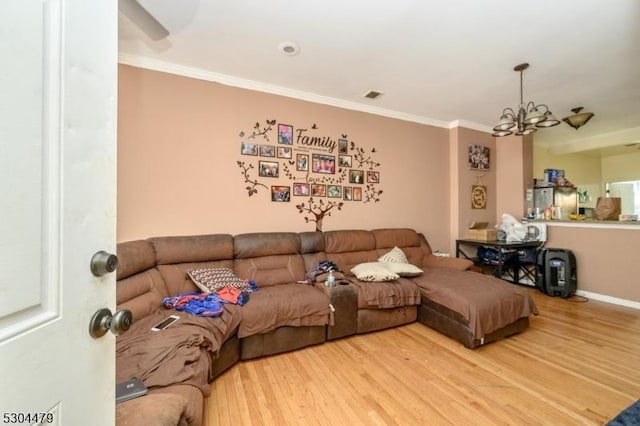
204 289 640 425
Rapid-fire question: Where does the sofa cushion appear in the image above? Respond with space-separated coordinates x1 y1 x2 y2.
382 262 424 277
117 268 170 322
187 267 253 293
117 240 156 280
351 277 421 309
324 229 375 253
149 234 234 265
233 232 300 259
372 228 420 249
378 246 423 277
237 284 329 338
378 246 409 263
234 254 306 287
351 262 399 282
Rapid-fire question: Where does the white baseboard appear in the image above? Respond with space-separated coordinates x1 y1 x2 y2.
575 290 640 310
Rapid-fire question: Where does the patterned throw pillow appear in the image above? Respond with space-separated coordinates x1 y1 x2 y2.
378 246 409 264
378 246 423 277
350 262 399 282
187 267 251 293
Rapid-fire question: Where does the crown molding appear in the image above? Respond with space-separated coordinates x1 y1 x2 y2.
118 53 466 130
448 119 492 133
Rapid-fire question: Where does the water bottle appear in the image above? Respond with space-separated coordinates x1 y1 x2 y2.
327 270 335 287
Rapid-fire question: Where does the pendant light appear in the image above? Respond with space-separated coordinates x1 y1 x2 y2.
562 107 595 130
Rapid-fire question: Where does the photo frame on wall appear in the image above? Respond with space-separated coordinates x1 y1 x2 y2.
343 187 353 201
241 142 258 156
468 144 490 170
278 124 293 144
296 154 308 171
366 171 380 183
312 153 335 174
293 183 310 196
277 146 292 159
259 145 275 157
352 187 362 201
271 186 291 202
338 139 348 154
327 185 342 198
338 155 352 167
311 184 326 197
258 160 279 178
349 170 364 184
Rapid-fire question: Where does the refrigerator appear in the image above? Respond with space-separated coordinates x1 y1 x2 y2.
534 187 578 219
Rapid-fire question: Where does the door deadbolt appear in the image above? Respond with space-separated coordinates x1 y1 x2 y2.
90 250 118 277
89 308 132 338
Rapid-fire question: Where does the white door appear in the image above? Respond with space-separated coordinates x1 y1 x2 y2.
0 1 117 424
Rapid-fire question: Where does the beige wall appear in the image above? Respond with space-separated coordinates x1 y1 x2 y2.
602 151 640 183
117 65 454 251
533 146 602 187
496 134 533 220
450 127 497 252
546 224 640 303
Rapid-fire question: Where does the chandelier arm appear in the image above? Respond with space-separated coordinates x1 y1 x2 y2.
501 108 516 119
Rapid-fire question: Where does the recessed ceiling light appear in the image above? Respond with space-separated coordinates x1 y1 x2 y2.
363 90 384 100
278 41 300 56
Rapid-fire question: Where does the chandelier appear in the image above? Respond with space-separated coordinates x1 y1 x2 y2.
492 63 560 137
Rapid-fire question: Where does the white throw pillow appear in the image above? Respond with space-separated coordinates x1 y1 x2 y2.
382 262 423 277
351 262 399 282
378 246 409 264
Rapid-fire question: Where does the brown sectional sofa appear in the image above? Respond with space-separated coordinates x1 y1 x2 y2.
115 228 537 425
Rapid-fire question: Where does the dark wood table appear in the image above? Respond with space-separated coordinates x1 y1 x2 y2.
456 239 545 285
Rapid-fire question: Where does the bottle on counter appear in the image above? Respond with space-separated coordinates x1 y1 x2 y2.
544 206 552 220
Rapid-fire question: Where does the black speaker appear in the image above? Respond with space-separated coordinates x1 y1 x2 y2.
536 248 577 298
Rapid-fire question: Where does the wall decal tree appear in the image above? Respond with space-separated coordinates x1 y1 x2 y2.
236 119 382 230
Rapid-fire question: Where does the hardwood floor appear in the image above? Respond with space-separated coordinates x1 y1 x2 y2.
204 289 640 425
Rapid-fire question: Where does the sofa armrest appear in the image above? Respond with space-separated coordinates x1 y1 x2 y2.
423 254 473 271
314 281 358 340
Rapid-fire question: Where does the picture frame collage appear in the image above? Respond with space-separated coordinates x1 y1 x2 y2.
241 123 380 202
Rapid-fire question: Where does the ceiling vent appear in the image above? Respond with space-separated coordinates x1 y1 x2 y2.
362 90 384 100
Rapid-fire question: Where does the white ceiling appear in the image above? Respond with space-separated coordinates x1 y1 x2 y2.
118 0 640 157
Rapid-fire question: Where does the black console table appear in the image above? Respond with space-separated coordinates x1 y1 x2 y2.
455 239 544 285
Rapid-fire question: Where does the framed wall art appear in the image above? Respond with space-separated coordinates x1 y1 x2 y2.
259 145 275 157
471 185 487 209
312 153 335 174
343 187 353 200
468 144 490 170
349 169 364 184
338 155 352 167
278 123 293 144
277 146 292 159
296 154 308 171
338 139 348 154
366 171 380 183
293 183 310 196
352 187 362 201
258 160 279 178
241 142 258 156
327 185 342 198
271 185 291 202
311 184 326 197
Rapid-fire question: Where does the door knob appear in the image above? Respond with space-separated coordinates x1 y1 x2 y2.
90 250 118 277
89 308 132 338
